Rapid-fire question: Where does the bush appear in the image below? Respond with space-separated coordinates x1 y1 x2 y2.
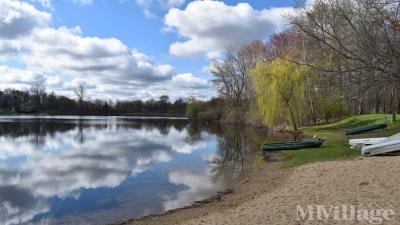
186 98 202 119
316 94 347 123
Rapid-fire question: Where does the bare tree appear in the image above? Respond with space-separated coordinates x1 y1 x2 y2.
290 0 400 120
211 42 268 116
30 82 46 111
73 85 86 107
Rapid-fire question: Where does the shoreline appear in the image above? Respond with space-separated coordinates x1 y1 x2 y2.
117 156 400 225
114 161 292 225
0 114 189 119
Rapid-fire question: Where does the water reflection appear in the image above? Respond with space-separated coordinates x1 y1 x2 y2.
163 169 223 211
0 116 292 225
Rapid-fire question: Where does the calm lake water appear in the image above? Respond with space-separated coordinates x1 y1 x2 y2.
0 116 296 225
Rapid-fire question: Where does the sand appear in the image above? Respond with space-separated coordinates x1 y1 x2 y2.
124 157 400 225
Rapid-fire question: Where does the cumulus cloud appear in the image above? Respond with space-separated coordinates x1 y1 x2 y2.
171 73 209 88
164 0 294 58
0 41 24 61
23 26 175 84
0 0 213 100
0 0 51 39
0 66 45 90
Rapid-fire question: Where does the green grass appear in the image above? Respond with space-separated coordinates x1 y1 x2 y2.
282 114 400 167
0 110 19 115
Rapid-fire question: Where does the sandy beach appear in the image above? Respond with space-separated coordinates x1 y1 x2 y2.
124 156 400 225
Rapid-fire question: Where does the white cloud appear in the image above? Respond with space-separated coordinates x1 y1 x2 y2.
137 0 186 19
30 0 53 9
307 0 316 6
0 66 44 89
22 26 175 84
0 0 51 39
136 0 153 7
171 73 209 88
164 0 294 59
130 73 214 100
136 0 186 9
0 40 23 60
0 0 214 100
31 0 93 8
166 0 185 8
0 65 66 92
72 0 93 5
144 8 159 19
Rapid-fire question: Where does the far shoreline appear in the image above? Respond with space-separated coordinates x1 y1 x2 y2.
0 112 189 119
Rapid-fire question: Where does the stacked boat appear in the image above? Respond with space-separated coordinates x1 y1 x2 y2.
349 137 387 149
349 133 400 156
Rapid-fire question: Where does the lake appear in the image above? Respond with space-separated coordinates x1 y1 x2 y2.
0 116 296 225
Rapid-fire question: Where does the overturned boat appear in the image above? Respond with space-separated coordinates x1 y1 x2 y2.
362 138 400 156
350 133 400 150
349 138 387 149
361 133 400 156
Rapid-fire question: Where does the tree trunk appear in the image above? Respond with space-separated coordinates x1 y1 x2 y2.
397 99 400 113
306 77 316 124
374 93 380 113
287 102 298 131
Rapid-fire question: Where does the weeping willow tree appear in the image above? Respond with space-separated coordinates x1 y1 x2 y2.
251 60 308 130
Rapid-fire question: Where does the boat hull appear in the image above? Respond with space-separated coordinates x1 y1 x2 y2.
349 138 387 149
350 133 400 150
262 139 324 151
362 139 400 156
345 124 387 136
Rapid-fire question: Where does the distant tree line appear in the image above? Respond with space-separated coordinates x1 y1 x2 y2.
0 84 187 116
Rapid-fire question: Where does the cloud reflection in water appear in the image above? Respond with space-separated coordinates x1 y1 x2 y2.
0 118 224 225
163 169 224 211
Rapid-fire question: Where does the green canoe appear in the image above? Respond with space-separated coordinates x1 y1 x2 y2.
345 124 387 135
262 139 324 151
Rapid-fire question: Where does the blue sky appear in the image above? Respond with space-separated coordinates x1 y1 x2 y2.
0 0 296 100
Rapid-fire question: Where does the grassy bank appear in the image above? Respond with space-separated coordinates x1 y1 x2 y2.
283 114 400 167
0 111 20 115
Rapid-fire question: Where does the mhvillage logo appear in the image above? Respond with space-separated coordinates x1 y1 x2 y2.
296 201 397 224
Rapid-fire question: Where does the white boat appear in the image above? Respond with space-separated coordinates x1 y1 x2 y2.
362 138 400 156
349 133 400 149
349 138 387 149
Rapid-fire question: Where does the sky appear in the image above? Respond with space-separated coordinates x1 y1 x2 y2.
0 0 297 101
